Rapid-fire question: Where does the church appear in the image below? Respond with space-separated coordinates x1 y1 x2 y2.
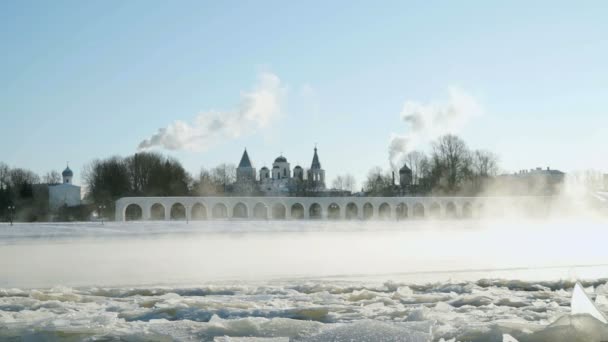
236 147 326 195
48 165 82 211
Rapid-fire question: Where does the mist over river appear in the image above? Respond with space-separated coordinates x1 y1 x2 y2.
2 219 608 341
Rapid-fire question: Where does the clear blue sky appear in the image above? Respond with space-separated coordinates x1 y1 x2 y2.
2 1 607 188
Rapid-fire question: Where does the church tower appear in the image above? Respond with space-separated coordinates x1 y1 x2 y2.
62 165 73 184
236 149 256 183
307 147 325 189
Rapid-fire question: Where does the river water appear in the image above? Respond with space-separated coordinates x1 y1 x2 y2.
1 219 608 341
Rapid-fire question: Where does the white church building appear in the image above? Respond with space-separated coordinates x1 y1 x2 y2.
236 147 326 194
48 165 81 210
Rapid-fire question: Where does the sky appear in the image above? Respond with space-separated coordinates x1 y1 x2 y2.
1 1 607 188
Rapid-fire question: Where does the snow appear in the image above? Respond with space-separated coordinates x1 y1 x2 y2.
2 219 608 340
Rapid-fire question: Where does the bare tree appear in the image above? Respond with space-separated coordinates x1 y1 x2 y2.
405 151 425 185
343 174 357 193
431 134 471 193
472 150 499 177
363 167 392 195
331 175 345 190
43 170 61 185
0 163 9 189
193 168 217 195
211 163 236 193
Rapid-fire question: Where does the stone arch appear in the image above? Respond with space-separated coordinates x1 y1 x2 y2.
379 203 391 219
272 203 286 219
291 203 305 219
125 203 143 221
363 203 373 220
233 202 248 218
212 203 228 219
346 202 358 220
476 203 484 218
253 203 268 219
327 203 340 220
191 203 207 220
429 202 441 219
445 202 457 219
170 202 186 220
413 203 425 218
396 203 408 220
150 203 165 220
309 203 322 219
462 202 473 219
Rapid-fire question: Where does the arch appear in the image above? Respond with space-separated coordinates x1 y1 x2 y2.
363 203 373 220
191 203 207 220
445 202 457 219
309 203 322 219
170 203 186 220
429 202 441 219
476 203 484 218
327 203 340 220
379 203 391 220
253 203 268 219
150 203 165 220
346 202 358 220
291 203 305 219
212 203 228 219
233 202 248 219
413 203 425 218
396 203 408 220
462 202 473 219
272 203 286 219
125 203 143 221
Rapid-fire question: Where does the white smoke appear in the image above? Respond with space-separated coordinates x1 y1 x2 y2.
389 87 483 168
138 72 285 151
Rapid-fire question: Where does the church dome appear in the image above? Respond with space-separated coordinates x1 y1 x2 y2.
399 164 412 173
261 166 269 170
62 166 73 177
274 156 287 163
294 165 302 169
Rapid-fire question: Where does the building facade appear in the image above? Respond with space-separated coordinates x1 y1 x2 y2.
236 146 326 195
48 166 81 210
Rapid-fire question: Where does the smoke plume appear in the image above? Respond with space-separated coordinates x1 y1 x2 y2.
138 72 285 151
389 87 482 168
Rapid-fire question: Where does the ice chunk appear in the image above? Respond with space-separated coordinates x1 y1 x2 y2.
502 334 519 342
571 282 608 324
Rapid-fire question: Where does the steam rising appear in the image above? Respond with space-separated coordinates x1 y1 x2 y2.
138 72 285 151
389 87 483 167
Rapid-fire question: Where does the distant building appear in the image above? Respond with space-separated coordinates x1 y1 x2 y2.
496 167 565 195
236 146 326 195
48 165 81 210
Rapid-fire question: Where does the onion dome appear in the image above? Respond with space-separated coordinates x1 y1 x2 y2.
294 165 302 169
399 163 412 173
274 156 287 163
62 166 73 177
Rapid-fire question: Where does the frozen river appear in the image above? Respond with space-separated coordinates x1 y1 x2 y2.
1 219 608 341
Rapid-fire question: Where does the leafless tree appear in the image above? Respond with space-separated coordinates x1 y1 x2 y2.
43 170 61 185
431 134 471 192
472 150 499 177
211 163 236 193
405 151 425 185
331 173 357 193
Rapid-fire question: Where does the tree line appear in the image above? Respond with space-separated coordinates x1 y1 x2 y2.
1 134 502 221
362 134 499 196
